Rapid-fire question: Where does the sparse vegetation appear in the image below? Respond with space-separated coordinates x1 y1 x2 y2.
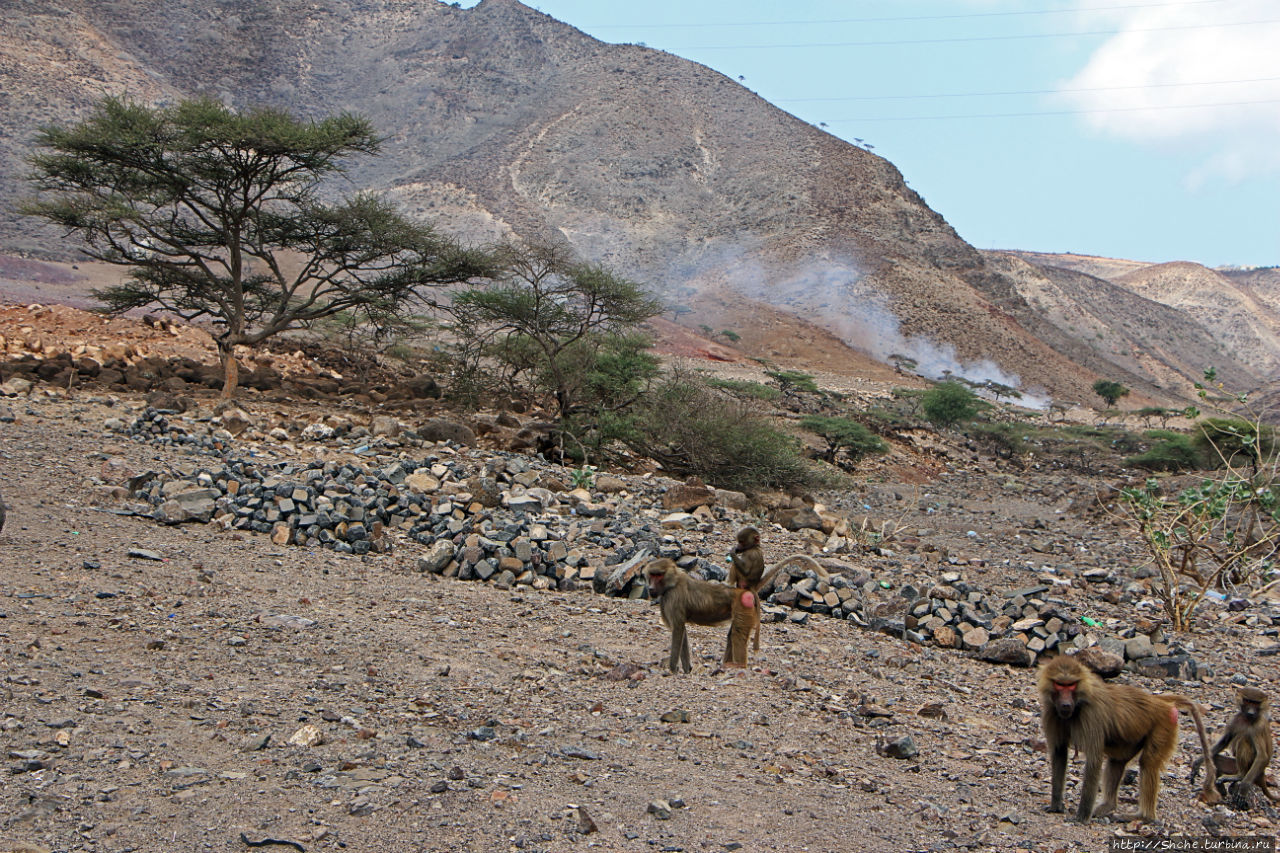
23 96 494 397
625 373 819 492
968 422 1032 460
1135 406 1175 428
308 308 432 384
447 239 661 418
1118 370 1280 630
1092 379 1130 408
799 415 888 465
983 380 1022 403
765 369 820 395
1192 417 1275 469
1125 433 1200 472
706 377 781 401
921 380 980 428
887 353 918 374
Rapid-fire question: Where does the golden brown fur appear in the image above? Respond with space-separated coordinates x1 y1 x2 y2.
646 558 737 674
729 526 765 589
725 589 758 668
1192 687 1276 805
1038 655 1219 822
729 526 766 651
646 555 828 674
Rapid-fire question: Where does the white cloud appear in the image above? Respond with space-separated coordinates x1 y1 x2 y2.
1057 0 1280 176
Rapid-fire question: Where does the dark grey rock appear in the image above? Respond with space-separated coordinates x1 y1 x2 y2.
978 637 1033 668
877 735 919 760
1133 654 1200 680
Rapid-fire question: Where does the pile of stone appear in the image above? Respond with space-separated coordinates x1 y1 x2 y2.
108 407 234 455
106 410 1219 672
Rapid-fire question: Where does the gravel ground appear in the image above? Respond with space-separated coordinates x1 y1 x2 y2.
1 394 1278 853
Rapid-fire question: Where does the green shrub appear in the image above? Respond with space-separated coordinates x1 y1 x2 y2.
1193 417 1276 468
627 375 817 491
800 416 888 464
1092 379 1130 407
968 422 1032 459
922 381 980 428
1126 435 1201 471
765 369 821 394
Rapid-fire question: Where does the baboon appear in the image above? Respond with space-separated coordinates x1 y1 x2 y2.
646 558 737 674
1191 687 1276 805
729 526 766 650
724 589 758 668
646 555 827 674
1039 654 1219 823
729 526 764 589
0 488 6 533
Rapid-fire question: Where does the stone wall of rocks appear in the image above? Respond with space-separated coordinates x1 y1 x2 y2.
104 407 1214 675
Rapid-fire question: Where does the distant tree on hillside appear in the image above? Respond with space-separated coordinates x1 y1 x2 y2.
1092 379 1130 408
448 238 662 418
800 416 887 465
22 96 493 397
922 381 980 428
765 369 820 395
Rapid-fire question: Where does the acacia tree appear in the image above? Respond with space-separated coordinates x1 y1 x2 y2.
922 380 980 428
1092 379 1130 408
448 239 662 417
799 415 887 465
23 96 493 396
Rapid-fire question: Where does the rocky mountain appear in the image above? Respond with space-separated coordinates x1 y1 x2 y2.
0 0 1271 405
1009 252 1280 382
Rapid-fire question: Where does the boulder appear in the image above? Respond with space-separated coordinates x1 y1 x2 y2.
417 540 457 574
978 637 1033 668
773 506 824 531
1074 647 1125 677
218 406 254 436
370 415 400 438
662 481 716 512
418 418 475 446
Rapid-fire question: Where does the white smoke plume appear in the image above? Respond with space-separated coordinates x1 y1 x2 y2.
666 243 1047 407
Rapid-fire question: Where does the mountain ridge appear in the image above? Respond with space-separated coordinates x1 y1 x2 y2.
1 0 1273 405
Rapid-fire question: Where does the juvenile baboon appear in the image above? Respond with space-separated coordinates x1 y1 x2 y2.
646 555 826 674
724 589 758 668
1192 687 1276 805
1039 654 1219 823
729 526 766 650
729 526 764 589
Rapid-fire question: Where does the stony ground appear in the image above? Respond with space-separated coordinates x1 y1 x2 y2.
2 383 1279 853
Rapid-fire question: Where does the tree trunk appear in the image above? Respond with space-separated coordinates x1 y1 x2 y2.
219 343 240 399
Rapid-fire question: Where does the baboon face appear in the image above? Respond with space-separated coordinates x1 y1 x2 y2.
645 560 672 596
1049 679 1080 719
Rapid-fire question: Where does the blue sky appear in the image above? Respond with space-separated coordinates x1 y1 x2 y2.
466 0 1280 268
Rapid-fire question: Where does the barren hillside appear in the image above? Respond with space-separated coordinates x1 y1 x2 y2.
1007 252 1280 381
1 0 1273 405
